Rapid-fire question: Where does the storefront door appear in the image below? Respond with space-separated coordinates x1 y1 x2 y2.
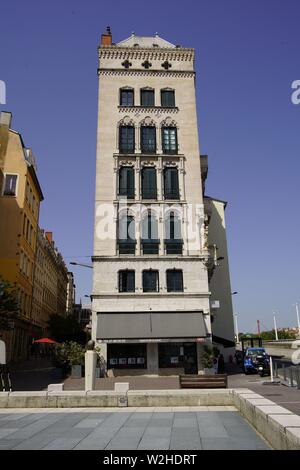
183 343 198 374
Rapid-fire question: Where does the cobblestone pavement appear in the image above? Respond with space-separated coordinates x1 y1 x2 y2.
0 407 270 450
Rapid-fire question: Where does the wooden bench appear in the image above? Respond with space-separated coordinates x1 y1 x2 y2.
179 374 228 389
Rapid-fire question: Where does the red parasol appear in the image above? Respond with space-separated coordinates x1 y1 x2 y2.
33 338 58 344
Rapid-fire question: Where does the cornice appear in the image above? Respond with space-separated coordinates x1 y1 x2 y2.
97 69 195 78
118 106 179 115
98 46 194 62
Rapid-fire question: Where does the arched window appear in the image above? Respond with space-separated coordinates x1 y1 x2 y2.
141 211 159 254
164 211 183 254
119 125 135 154
118 213 136 254
162 126 178 154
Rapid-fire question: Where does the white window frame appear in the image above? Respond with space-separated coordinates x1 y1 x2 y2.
2 173 19 197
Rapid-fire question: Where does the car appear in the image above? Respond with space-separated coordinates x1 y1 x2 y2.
243 347 269 375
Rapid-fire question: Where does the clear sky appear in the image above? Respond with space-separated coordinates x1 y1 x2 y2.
1 0 300 333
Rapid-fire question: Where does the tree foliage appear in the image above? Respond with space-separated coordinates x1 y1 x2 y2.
0 276 19 330
47 313 87 344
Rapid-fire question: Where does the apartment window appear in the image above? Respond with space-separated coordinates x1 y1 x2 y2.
120 89 134 106
118 214 136 254
143 270 159 292
141 89 154 106
141 126 156 154
119 270 135 292
161 89 175 107
3 174 18 196
141 212 159 254
141 167 157 199
165 212 183 254
162 127 178 154
119 167 135 199
166 269 183 292
119 126 135 153
164 167 179 199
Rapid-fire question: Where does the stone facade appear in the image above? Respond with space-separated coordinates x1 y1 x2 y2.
92 30 234 375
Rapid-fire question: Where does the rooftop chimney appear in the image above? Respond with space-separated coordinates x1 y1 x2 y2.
0 111 12 128
45 231 53 243
101 26 112 46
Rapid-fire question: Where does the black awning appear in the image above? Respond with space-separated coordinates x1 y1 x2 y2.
97 311 207 341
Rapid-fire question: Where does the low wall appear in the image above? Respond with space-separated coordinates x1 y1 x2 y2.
1 388 300 450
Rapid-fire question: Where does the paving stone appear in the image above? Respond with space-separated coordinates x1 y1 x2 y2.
42 437 83 450
74 418 105 428
105 436 141 450
198 423 229 438
169 436 202 450
0 428 19 438
138 437 170 450
143 426 172 437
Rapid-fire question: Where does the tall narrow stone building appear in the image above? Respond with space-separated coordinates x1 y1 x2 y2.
92 29 235 376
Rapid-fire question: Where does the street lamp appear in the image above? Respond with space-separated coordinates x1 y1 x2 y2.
234 313 240 344
70 262 93 269
293 303 300 338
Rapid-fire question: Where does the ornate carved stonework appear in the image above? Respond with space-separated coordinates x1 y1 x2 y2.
99 47 194 63
121 60 132 69
140 116 156 127
98 69 195 79
118 116 135 127
160 117 178 128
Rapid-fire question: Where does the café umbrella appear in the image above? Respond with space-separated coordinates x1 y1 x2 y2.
33 338 58 344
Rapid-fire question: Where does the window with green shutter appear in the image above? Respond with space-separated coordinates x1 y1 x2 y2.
119 167 135 199
141 167 157 199
141 89 155 106
161 90 175 107
143 270 159 292
119 270 135 292
141 126 156 154
119 126 135 153
164 167 179 199
166 270 183 292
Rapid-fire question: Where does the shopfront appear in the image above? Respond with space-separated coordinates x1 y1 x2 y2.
97 311 208 375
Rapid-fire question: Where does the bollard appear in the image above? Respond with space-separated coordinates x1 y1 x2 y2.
283 363 286 381
290 367 294 387
274 361 278 378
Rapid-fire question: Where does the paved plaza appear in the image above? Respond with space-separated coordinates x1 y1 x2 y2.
0 407 270 450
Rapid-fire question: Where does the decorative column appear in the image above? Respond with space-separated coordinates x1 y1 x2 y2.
157 158 163 200
135 159 141 202
136 210 141 256
159 211 165 256
179 157 185 201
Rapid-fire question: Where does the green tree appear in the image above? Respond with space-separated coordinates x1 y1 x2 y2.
0 277 19 330
47 313 87 344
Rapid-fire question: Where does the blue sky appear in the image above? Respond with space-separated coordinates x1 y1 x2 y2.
1 0 300 332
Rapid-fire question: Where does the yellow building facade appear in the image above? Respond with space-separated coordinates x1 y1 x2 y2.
0 112 69 362
0 112 44 360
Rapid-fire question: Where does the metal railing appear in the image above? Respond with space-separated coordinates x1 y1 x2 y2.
273 359 300 389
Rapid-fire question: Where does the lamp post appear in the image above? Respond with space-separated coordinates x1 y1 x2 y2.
70 262 93 269
294 303 300 338
273 313 278 341
234 313 240 344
